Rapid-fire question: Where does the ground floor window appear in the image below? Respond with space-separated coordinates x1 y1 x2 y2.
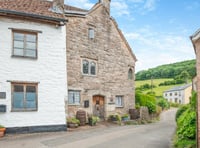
12 83 38 111
68 90 81 105
115 96 123 107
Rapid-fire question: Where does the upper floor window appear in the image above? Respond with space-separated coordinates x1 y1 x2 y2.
170 93 172 96
83 60 89 74
13 31 37 58
82 59 97 76
12 83 38 111
128 68 133 79
68 90 80 105
88 28 94 39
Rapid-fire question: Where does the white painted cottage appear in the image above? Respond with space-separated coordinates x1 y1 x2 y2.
0 0 68 133
163 84 192 104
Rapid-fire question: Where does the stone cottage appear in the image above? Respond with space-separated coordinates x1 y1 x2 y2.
65 0 137 119
0 0 67 133
191 28 200 148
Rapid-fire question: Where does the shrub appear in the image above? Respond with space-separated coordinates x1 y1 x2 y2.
67 117 80 125
146 100 156 114
135 91 156 114
177 109 196 140
157 98 170 110
175 105 189 121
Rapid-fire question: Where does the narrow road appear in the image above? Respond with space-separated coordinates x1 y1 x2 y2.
0 108 177 148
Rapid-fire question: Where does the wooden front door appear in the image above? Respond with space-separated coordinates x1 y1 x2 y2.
93 95 105 118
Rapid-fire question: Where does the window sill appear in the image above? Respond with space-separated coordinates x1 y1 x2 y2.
115 106 124 108
11 109 37 112
68 104 81 106
11 55 37 59
82 74 97 77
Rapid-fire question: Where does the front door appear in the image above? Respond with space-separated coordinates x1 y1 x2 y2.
93 95 105 118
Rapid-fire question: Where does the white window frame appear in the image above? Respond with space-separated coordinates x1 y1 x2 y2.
115 96 123 107
88 28 94 39
68 90 81 105
82 59 97 76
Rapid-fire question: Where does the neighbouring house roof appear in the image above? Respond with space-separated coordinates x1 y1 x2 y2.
190 28 200 53
164 83 192 93
0 0 67 25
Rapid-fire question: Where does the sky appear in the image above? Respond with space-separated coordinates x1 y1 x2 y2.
65 0 200 72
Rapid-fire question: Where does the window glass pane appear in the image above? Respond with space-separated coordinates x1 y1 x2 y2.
83 60 89 74
14 41 24 48
14 33 24 41
116 96 122 106
68 91 74 104
14 48 23 56
74 92 80 104
89 29 94 39
26 42 36 50
90 62 96 75
26 86 36 92
13 92 24 108
14 85 24 92
26 34 36 42
26 93 36 108
25 49 36 57
128 69 133 79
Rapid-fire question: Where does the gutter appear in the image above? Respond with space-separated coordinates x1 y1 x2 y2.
0 9 67 25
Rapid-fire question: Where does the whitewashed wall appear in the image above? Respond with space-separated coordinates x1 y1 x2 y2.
0 18 67 127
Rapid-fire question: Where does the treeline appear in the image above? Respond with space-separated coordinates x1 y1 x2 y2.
136 59 196 80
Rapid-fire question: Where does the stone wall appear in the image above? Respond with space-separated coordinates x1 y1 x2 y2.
66 4 136 118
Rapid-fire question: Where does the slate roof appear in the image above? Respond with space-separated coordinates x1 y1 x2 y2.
164 83 192 93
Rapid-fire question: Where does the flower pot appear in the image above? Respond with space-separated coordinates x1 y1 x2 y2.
0 128 6 138
68 123 78 128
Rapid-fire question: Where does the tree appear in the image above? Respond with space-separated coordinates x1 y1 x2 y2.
179 70 190 84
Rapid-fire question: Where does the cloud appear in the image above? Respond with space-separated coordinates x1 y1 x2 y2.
185 1 200 10
111 1 130 16
124 28 195 72
143 0 156 11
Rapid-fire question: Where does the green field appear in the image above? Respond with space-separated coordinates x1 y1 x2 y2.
135 78 181 97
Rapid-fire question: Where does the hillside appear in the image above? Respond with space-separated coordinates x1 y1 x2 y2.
135 78 182 97
136 59 196 80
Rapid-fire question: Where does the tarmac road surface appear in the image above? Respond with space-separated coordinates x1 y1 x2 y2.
0 108 177 148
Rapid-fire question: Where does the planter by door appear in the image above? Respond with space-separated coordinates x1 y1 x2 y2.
0 128 6 138
93 95 105 119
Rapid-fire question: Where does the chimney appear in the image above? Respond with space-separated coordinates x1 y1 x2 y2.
52 0 64 13
99 0 111 14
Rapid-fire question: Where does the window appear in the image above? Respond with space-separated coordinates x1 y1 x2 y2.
68 90 80 105
175 98 178 103
128 68 133 79
174 92 177 96
115 96 123 107
90 62 96 75
12 83 37 111
83 60 89 74
165 93 167 96
82 59 97 76
170 93 172 96
88 28 94 39
13 31 37 58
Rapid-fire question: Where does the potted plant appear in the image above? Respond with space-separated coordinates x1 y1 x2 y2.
67 117 80 128
121 114 130 121
88 116 100 126
0 125 6 138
